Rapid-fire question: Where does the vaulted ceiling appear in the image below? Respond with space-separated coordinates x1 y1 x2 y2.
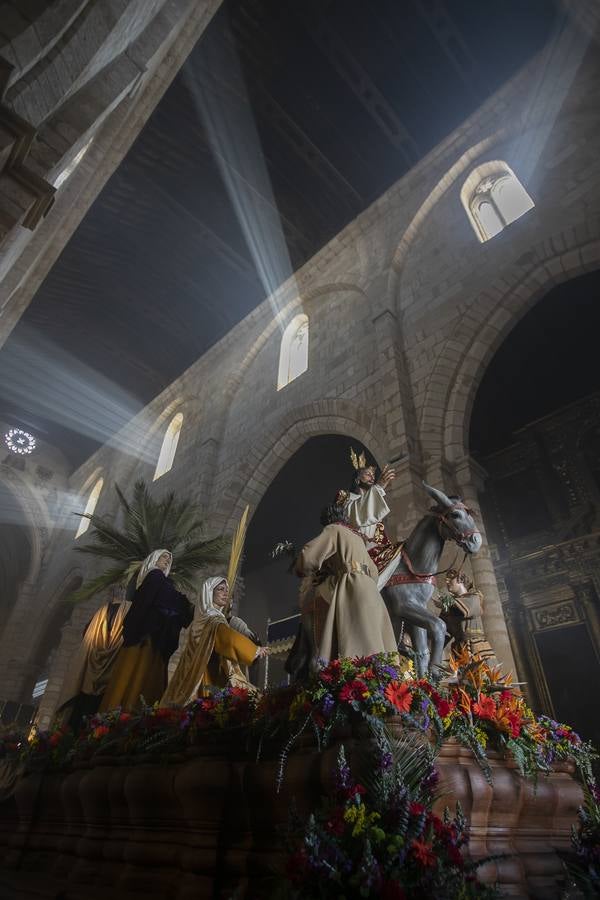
0 0 560 466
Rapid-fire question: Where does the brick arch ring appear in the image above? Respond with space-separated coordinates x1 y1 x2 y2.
221 400 388 534
438 232 600 466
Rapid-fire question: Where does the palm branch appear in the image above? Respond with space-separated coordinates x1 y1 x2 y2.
70 479 230 603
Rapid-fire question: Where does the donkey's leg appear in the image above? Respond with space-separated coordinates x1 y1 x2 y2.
408 624 430 677
386 590 446 675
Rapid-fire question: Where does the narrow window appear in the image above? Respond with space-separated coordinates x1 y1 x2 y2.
277 314 309 390
153 413 183 480
461 162 534 242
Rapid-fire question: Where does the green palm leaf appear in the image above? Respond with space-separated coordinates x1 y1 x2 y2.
70 480 230 603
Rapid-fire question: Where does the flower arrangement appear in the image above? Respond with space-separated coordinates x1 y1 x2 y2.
437 647 596 783
284 654 442 746
7 651 596 788
280 729 499 899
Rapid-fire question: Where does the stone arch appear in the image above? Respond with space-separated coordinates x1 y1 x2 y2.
0 466 49 588
423 225 600 466
220 399 388 534
388 108 600 313
26 569 85 719
389 133 504 288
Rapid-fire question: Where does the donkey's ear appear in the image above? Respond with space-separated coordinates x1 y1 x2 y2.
422 481 453 508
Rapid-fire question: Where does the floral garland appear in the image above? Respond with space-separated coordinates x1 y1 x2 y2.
1 652 596 788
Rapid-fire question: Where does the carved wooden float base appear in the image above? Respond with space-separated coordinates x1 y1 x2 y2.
0 736 582 899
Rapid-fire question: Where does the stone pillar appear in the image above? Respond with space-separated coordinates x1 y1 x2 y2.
371 302 424 536
454 457 517 675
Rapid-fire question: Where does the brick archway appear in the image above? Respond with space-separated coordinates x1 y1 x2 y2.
423 224 600 465
220 399 387 533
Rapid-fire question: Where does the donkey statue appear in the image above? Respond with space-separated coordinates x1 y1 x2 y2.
381 482 482 676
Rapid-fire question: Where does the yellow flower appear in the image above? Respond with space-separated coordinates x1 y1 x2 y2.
289 691 309 720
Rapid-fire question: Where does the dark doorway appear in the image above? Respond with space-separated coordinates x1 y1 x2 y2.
470 269 600 741
240 433 380 639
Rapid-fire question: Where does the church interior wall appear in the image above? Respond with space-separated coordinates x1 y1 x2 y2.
4 31 600 713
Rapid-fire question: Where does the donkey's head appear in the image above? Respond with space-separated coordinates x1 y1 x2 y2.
423 482 482 554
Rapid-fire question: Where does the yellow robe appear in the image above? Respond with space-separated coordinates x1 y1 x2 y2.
296 523 398 661
161 619 258 706
56 600 130 710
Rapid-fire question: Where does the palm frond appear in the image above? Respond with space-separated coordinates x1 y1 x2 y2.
71 480 229 604
67 566 131 604
114 483 131 516
227 505 249 596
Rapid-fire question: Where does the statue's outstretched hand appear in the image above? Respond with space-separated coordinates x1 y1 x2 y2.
377 463 396 489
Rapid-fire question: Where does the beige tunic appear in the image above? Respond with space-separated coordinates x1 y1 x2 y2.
295 524 398 661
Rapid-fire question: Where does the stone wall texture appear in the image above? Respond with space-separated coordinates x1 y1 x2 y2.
1 14 600 727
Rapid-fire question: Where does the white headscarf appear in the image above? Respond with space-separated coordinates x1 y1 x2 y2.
136 549 172 589
192 575 229 635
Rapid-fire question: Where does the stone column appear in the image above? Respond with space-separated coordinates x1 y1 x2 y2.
371 303 424 537
454 457 517 675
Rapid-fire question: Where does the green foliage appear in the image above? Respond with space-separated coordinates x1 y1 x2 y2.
70 479 229 602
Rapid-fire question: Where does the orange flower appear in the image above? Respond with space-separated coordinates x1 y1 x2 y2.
457 688 473 716
384 681 413 713
411 839 436 867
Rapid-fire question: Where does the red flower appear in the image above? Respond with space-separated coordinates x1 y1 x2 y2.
409 802 426 816
380 881 406 900
411 839 436 867
48 733 61 748
93 725 109 739
119 713 131 723
446 844 464 867
506 711 523 738
472 694 496 720
385 681 413 714
339 679 369 702
325 806 346 836
230 687 249 699
153 707 179 720
435 698 454 718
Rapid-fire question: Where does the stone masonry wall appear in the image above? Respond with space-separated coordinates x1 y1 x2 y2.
2 18 600 723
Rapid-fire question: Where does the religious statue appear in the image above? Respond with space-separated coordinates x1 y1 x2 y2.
99 549 193 712
338 447 403 589
294 497 398 667
55 586 130 730
161 576 267 704
437 569 496 663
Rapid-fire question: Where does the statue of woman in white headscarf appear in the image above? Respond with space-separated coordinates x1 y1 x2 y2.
161 576 266 706
100 549 193 712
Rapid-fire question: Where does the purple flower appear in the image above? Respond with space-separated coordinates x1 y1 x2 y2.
379 751 393 770
322 694 335 716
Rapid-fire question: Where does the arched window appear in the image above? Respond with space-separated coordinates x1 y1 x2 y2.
461 162 534 242
153 412 183 481
277 314 309 390
75 478 104 539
